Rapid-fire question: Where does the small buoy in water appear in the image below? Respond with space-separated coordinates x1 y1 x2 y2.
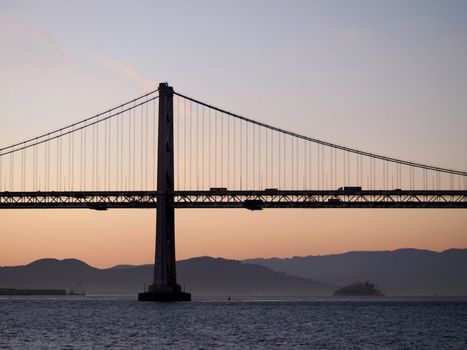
228 297 231 301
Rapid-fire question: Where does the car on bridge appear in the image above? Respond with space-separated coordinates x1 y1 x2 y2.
338 186 362 194
209 187 228 192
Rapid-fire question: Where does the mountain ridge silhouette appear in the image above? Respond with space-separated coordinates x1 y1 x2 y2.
0 256 331 296
2 248 466 296
246 248 467 295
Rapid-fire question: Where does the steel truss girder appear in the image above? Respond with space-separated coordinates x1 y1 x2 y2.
0 190 466 209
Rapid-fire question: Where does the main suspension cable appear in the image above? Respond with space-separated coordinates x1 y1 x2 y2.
174 91 467 177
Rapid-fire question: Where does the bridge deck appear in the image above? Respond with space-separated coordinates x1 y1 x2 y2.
0 190 466 209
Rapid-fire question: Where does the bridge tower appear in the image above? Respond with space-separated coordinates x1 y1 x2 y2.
138 83 191 301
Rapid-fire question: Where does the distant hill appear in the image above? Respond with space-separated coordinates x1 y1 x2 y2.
245 248 467 296
0 257 331 296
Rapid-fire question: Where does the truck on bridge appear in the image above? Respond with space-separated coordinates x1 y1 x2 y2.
338 186 362 194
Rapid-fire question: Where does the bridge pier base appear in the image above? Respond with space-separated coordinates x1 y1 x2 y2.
138 82 191 302
138 286 191 302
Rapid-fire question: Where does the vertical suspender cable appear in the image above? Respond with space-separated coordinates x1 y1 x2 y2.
318 144 321 190
97 120 100 190
68 133 71 191
196 104 199 190
202 106 205 189
214 110 217 187
72 129 75 190
310 143 313 190
240 119 243 189
266 128 268 188
253 125 257 189
118 111 122 190
36 146 38 189
189 101 193 190
32 146 35 190
305 141 308 189
283 134 287 189
57 133 62 191
283 134 286 189
104 118 107 190
208 109 211 188
10 153 13 190
145 101 148 190
246 122 249 189
140 104 143 190
387 161 389 190
295 138 300 190
153 98 156 190
184 101 187 189
233 116 236 189
322 145 325 190
20 150 23 191
110 114 112 190
291 135 294 190
346 152 349 187
106 118 108 190
278 133 281 188
258 127 261 188
220 111 223 188
330 146 333 190
128 108 131 191
80 128 83 190
133 105 136 190
116 112 119 191
271 130 274 188
356 153 359 188
360 155 363 187
44 141 47 191
342 151 348 186
373 158 376 190
176 96 180 190
121 109 124 190
84 124 87 190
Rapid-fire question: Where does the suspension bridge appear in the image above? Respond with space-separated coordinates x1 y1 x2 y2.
1 83 466 301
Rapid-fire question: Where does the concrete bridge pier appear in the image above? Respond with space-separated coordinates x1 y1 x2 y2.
138 83 191 302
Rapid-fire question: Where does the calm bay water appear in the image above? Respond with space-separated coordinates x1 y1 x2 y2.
0 296 466 349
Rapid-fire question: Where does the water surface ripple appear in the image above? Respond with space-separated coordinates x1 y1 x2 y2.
0 297 466 349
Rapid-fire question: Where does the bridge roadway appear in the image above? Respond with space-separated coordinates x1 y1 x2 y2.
0 189 466 210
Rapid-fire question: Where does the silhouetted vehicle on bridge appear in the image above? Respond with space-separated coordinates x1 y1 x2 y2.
338 186 362 194
209 187 228 192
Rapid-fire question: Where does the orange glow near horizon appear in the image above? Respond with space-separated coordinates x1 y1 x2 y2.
1 3 467 270
0 208 466 268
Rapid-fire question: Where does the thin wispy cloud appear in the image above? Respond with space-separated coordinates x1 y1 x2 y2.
95 54 156 90
0 15 155 90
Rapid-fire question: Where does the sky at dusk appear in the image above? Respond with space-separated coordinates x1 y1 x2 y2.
1 0 466 268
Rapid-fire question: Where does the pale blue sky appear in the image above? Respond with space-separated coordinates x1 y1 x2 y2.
1 1 466 265
1 0 467 169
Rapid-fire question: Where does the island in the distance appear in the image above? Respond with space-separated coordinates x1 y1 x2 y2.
333 281 384 296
